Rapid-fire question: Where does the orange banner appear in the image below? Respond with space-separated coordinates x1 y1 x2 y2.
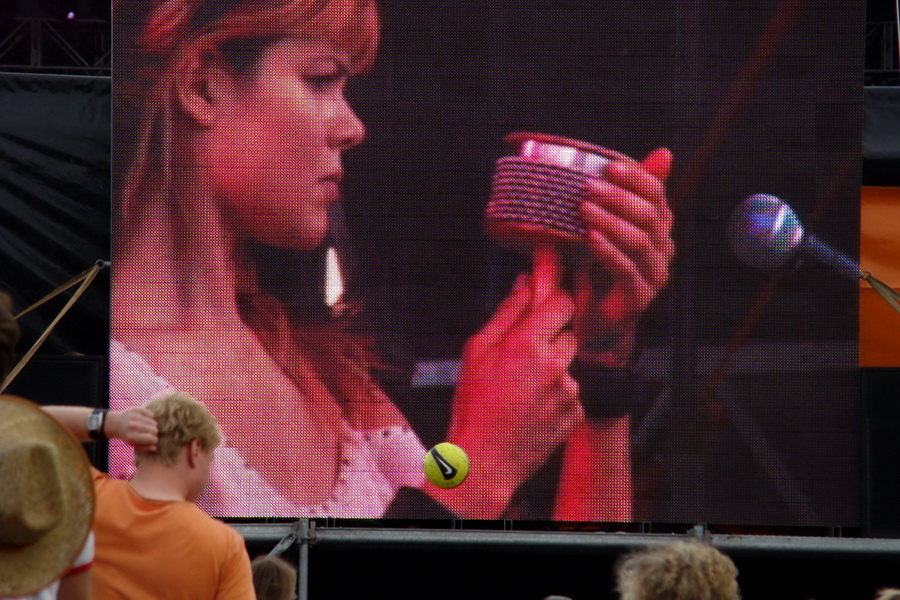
860 186 900 367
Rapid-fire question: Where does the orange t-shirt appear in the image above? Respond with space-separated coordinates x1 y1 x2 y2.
91 469 255 600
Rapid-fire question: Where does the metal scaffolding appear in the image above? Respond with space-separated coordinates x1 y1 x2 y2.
232 522 900 600
0 15 893 85
866 21 900 85
0 17 110 75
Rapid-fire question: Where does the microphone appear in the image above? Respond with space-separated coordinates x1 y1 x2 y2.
727 194 862 279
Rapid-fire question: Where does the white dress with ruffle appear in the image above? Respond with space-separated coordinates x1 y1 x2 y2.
108 340 426 518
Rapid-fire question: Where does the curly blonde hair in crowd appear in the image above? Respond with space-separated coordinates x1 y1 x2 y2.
135 392 221 466
615 541 740 600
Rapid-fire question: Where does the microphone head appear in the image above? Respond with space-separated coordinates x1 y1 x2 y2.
485 132 633 252
727 194 805 270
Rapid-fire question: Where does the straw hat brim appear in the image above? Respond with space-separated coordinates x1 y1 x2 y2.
0 395 95 597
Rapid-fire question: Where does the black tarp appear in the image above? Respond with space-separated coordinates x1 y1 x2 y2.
863 85 900 186
864 86 900 159
0 73 110 356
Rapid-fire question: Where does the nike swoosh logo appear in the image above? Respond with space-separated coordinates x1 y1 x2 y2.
431 448 458 480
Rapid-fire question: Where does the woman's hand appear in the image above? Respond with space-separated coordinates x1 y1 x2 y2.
577 147 674 364
105 407 159 452
431 248 584 518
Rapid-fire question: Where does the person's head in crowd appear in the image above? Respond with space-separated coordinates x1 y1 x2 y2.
0 292 21 375
0 396 94 597
134 392 221 501
615 540 740 600
252 554 298 600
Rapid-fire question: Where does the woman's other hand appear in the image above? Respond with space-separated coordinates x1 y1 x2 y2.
578 147 674 364
432 247 584 518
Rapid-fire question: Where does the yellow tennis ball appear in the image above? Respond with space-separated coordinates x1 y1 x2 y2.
423 442 470 489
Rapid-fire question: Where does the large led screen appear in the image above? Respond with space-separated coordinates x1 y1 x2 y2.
111 0 864 524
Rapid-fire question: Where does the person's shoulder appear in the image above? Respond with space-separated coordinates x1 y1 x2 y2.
175 504 244 543
183 511 248 564
91 468 136 499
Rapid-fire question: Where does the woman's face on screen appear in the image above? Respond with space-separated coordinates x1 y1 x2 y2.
206 39 365 250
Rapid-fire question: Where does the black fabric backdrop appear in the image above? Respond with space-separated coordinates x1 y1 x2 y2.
863 86 900 159
0 73 110 356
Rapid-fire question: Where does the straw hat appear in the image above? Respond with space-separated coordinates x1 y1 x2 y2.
0 395 95 597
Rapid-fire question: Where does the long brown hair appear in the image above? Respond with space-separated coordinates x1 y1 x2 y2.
114 0 379 253
114 0 405 431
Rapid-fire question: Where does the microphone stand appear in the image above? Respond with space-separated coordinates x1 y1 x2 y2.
863 271 900 316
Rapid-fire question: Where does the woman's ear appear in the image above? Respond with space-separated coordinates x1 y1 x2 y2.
175 51 234 128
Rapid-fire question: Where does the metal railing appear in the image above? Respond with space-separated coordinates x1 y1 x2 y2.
231 521 900 600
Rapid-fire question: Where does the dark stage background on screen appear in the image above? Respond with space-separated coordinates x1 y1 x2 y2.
343 0 863 525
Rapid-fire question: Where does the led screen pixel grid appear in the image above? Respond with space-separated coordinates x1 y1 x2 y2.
111 0 864 524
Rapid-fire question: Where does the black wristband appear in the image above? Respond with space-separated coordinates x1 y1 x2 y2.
574 366 662 419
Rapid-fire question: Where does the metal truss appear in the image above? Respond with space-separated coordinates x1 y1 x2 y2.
0 17 110 76
866 20 900 85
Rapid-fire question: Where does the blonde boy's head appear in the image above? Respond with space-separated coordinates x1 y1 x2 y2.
135 393 221 466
